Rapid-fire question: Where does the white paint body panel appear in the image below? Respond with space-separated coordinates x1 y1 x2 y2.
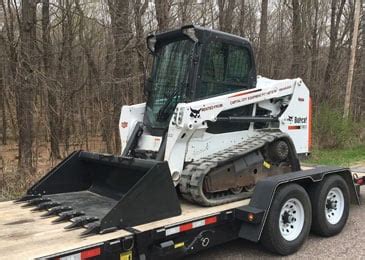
119 103 145 154
119 77 311 185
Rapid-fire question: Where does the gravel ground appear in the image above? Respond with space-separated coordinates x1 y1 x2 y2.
187 188 365 259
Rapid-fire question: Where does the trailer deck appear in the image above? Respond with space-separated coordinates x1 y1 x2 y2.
0 198 250 259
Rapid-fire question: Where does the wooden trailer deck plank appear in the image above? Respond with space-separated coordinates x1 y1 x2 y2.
0 201 131 260
0 198 250 260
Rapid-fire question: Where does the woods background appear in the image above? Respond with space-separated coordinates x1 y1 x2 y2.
0 0 365 197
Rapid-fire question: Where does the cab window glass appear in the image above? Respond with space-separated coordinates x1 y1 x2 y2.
197 41 252 99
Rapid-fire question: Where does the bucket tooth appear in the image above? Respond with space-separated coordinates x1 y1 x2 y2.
53 210 84 223
41 206 73 217
80 222 101 237
22 198 51 207
65 216 99 230
32 201 61 211
15 194 41 203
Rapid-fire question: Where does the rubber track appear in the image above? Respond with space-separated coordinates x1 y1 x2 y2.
179 130 290 206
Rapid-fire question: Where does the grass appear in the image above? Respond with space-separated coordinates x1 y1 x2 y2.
306 145 365 167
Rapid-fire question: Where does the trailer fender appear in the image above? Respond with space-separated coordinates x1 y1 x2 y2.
235 166 359 242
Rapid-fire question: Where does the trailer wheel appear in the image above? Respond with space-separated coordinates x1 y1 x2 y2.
309 175 350 237
261 183 312 255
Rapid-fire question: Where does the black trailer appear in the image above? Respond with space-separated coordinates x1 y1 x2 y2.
0 166 359 260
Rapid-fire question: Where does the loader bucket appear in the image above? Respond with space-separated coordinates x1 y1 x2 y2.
17 151 181 236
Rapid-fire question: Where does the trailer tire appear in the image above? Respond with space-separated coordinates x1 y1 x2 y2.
261 183 312 255
309 175 350 237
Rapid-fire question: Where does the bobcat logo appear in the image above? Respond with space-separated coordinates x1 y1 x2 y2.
190 107 201 118
287 116 293 123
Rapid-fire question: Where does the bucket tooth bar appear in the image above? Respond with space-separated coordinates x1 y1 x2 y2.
22 197 51 207
65 216 99 230
41 206 73 217
19 195 93 227
15 194 41 203
32 201 61 211
53 210 86 223
81 222 101 237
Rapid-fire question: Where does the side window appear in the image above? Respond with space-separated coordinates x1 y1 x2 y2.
196 41 252 99
226 45 251 82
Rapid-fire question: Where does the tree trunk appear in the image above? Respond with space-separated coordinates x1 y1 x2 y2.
291 0 302 76
134 0 148 103
310 0 319 95
155 0 170 31
108 0 132 153
238 0 245 37
42 0 61 159
343 0 361 118
17 0 37 173
258 0 268 76
63 0 75 155
218 0 236 33
323 0 346 99
361 1 365 117
178 0 191 25
0 46 6 145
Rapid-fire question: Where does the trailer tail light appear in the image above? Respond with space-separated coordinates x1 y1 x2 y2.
247 213 255 222
234 206 264 224
165 216 217 236
56 247 101 260
355 177 364 185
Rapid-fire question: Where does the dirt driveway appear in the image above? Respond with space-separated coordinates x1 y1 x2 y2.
187 171 365 259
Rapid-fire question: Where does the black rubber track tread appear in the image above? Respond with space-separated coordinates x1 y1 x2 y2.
179 130 291 206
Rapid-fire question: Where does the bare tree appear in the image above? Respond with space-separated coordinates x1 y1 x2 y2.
134 0 148 103
42 0 60 159
0 0 363 178
258 0 268 75
0 35 6 145
291 0 303 76
155 0 170 31
344 0 361 118
361 1 365 115
309 0 319 90
218 0 236 33
108 0 133 152
178 0 193 25
16 0 37 173
323 0 346 97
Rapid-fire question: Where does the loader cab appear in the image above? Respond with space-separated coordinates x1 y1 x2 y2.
144 25 257 135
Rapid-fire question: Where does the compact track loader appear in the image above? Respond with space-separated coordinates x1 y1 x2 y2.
17 25 312 236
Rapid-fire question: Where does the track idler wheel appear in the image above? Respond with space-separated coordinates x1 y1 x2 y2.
243 184 255 192
230 187 244 194
269 140 289 162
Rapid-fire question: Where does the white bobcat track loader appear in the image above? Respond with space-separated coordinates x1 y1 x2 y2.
120 25 311 205
120 76 311 185
17 25 312 235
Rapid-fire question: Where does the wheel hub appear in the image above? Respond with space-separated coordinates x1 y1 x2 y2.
279 198 304 241
326 199 337 210
325 187 344 225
